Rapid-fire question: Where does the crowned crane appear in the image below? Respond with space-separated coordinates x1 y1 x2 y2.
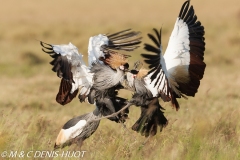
54 97 127 149
122 0 206 137
54 107 101 149
40 29 141 148
40 29 141 120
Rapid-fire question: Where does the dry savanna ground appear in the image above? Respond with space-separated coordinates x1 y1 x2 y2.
0 0 240 159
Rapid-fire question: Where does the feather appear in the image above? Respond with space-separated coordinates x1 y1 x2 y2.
56 79 78 105
144 44 159 54
40 41 93 105
147 33 160 47
153 28 162 46
140 0 206 111
179 0 190 18
132 98 168 137
106 29 142 51
107 29 132 38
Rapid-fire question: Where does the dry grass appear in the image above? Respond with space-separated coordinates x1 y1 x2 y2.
0 0 240 159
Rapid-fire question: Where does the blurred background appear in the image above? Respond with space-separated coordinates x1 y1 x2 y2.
0 0 240 159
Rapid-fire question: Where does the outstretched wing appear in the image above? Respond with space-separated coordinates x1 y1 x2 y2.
40 42 93 105
88 29 142 69
142 0 206 110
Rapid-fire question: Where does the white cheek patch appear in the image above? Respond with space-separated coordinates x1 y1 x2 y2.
55 120 87 145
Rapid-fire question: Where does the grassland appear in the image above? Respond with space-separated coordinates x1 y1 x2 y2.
0 0 240 159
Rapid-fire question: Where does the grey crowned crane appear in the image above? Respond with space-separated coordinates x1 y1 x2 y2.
54 97 127 149
40 29 141 148
54 107 101 149
123 0 206 137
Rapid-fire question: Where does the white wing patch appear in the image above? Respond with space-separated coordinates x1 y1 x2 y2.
55 120 87 146
88 34 109 66
164 18 190 71
53 42 79 58
142 18 191 100
71 65 93 95
144 69 169 100
162 18 191 96
52 43 94 95
144 73 158 97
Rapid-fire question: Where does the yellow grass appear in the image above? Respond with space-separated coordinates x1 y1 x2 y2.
0 0 240 159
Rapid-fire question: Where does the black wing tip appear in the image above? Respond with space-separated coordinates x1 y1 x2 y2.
143 44 159 54
40 41 55 55
147 27 162 47
40 41 52 48
42 48 55 54
105 29 142 51
141 27 162 67
153 28 161 34
179 0 191 18
107 28 141 38
143 27 162 54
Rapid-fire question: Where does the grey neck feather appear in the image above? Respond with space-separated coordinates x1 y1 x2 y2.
93 108 101 116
